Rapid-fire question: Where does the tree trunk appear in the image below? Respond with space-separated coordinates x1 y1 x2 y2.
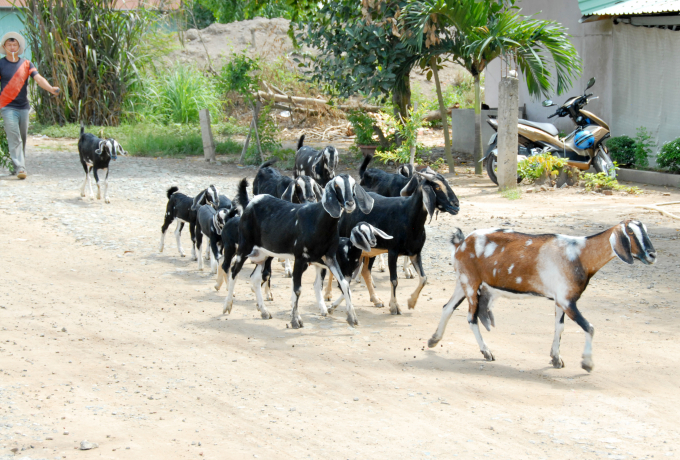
392 74 412 147
473 73 483 175
430 57 454 173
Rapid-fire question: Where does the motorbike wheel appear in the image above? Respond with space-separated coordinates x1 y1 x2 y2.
484 142 523 185
593 147 616 179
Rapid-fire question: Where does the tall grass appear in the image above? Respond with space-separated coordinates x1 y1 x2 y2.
21 0 153 125
125 64 223 124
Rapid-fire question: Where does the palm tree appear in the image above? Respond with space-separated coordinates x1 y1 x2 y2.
402 0 582 174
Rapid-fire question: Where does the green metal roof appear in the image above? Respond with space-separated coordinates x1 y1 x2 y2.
592 0 680 15
580 0 680 15
578 0 628 16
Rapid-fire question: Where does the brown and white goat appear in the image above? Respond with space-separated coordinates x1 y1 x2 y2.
428 220 657 372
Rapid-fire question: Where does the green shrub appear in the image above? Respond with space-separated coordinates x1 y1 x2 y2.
216 52 260 106
606 135 636 166
0 122 10 170
582 172 640 194
347 111 377 146
657 138 680 172
517 153 567 182
634 127 654 169
374 105 428 165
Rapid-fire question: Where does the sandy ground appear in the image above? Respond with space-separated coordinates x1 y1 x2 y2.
1 137 679 460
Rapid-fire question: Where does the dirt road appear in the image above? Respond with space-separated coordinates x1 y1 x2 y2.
1 138 679 459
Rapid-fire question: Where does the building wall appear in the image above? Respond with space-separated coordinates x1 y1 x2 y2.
485 0 612 136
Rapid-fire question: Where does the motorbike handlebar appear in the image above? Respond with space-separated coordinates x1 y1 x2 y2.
548 112 559 119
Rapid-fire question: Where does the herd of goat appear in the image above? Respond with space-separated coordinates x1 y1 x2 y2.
78 128 658 373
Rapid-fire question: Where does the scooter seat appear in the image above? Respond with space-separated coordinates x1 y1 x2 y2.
519 119 559 137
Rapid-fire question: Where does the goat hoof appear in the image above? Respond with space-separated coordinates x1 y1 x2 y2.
324 294 332 302
265 294 274 301
407 299 417 310
291 317 304 329
214 284 220 291
482 350 495 361
261 310 272 320
346 315 358 327
222 302 233 315
390 304 402 315
581 358 594 373
427 337 440 348
180 253 186 258
551 356 565 369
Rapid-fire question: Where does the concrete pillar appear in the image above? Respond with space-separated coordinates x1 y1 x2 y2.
199 109 216 163
497 76 519 190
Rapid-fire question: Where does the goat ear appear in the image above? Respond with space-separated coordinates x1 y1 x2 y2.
322 182 343 218
610 225 634 265
281 182 295 202
350 228 372 253
400 175 419 196
368 224 392 240
422 185 436 221
354 183 374 214
191 191 206 211
313 181 323 201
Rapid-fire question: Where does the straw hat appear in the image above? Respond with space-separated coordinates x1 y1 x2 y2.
0 32 26 56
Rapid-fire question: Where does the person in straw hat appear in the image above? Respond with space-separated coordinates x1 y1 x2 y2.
0 32 59 179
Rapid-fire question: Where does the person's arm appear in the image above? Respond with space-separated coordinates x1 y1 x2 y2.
33 73 59 95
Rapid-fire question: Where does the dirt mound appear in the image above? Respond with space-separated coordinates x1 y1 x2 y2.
170 17 467 100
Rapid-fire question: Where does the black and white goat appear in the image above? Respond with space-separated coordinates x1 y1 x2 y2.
320 222 392 312
159 187 198 259
358 155 422 276
195 205 233 273
254 158 323 204
330 170 459 315
78 124 127 203
428 220 657 372
253 158 323 277
294 135 339 187
223 174 374 328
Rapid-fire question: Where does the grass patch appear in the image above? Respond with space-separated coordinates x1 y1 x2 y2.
30 122 244 157
582 172 641 194
499 187 521 200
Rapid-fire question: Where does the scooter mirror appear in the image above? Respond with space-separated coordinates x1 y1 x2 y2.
542 100 555 107
586 77 596 90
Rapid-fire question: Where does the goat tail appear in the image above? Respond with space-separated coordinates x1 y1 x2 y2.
80 122 85 137
258 158 278 170
359 153 372 179
167 186 179 199
297 134 305 151
477 285 496 331
450 228 465 246
235 177 249 214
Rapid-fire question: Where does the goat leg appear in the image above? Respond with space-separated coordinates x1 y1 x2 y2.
564 302 595 372
250 263 272 319
324 271 334 302
290 259 308 328
407 254 427 310
361 256 383 308
323 255 358 327
387 251 401 315
428 281 466 348
313 266 328 317
550 304 566 368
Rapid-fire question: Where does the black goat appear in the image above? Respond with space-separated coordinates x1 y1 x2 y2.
294 135 339 187
253 158 323 204
332 170 460 315
159 186 198 259
78 124 126 203
191 185 221 211
223 174 374 328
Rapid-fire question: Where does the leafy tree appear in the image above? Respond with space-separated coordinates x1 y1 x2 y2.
295 0 455 167
402 0 582 173
196 0 295 23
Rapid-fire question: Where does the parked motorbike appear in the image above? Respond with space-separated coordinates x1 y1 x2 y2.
482 77 615 185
